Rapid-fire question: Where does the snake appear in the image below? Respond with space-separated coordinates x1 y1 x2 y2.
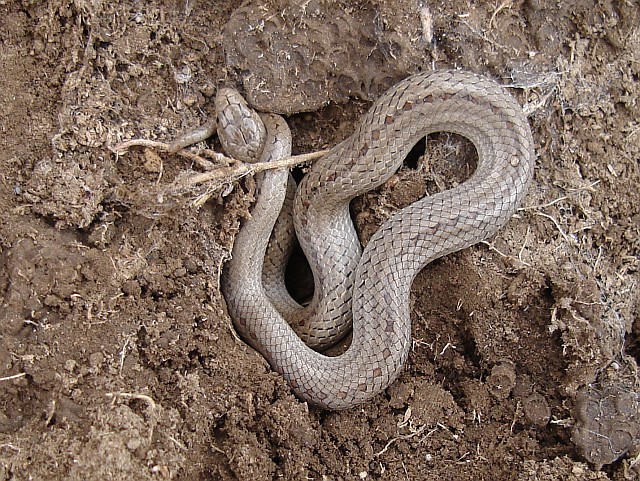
219 70 534 410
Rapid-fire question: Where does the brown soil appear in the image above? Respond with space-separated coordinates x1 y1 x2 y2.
1 1 638 480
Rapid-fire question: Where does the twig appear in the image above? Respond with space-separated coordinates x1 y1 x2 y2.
211 444 226 455
106 392 157 410
113 133 329 210
375 424 431 457
165 433 188 451
523 86 557 115
111 138 174 153
176 149 220 171
518 226 531 265
518 196 568 211
0 373 26 382
252 149 329 172
119 338 129 374
481 239 532 267
111 139 234 171
535 212 574 245
0 443 21 454
113 135 328 172
489 1 512 31
520 180 600 213
458 17 510 52
171 149 329 189
113 136 328 180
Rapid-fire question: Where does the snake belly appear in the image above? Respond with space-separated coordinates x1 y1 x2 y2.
221 70 535 410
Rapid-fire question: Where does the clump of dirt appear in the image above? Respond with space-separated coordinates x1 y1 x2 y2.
0 1 638 480
224 0 430 114
572 364 640 469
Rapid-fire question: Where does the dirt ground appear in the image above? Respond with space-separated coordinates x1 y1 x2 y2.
0 0 639 479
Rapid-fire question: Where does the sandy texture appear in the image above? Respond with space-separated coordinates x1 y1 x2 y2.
0 0 638 480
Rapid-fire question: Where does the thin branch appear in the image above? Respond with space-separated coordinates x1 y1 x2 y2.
536 212 574 245
171 149 330 189
112 137 328 181
0 373 26 382
106 392 157 410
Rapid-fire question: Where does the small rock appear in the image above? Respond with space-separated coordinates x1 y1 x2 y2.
523 393 551 427
487 360 517 399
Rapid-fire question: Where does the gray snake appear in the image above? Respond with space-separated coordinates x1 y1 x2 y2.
220 70 534 410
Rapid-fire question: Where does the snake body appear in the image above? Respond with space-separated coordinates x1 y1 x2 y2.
221 70 534 410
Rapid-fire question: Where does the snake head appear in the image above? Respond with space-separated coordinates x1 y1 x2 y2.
215 87 267 163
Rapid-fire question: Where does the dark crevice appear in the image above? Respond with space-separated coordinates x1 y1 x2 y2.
284 242 314 304
404 136 426 169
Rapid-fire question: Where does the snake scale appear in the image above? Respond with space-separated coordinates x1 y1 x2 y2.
220 70 534 410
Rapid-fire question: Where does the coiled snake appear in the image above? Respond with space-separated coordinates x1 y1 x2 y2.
220 70 534 410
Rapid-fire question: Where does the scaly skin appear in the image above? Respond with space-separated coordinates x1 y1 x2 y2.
221 70 534 410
